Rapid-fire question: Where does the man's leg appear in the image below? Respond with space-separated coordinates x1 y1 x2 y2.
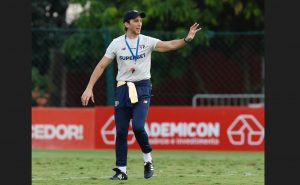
132 97 152 154
114 107 131 168
110 84 132 180
132 93 154 179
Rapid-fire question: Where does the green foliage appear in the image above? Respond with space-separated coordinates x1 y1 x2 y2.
32 67 54 106
63 30 106 72
63 1 122 72
32 67 53 92
142 0 201 25
32 0 68 27
139 0 264 31
32 0 69 74
34 0 264 90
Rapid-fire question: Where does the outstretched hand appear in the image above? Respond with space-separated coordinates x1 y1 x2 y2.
185 23 202 42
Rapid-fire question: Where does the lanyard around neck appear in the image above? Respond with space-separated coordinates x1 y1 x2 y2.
125 35 140 64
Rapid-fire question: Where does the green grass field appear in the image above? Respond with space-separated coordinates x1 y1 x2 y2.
32 149 264 185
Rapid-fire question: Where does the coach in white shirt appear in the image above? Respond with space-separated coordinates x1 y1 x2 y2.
81 10 202 180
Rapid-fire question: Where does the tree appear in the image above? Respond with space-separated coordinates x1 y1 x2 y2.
32 0 68 74
63 0 264 72
32 0 69 106
61 0 264 105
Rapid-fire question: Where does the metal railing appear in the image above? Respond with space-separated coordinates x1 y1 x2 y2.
192 94 264 107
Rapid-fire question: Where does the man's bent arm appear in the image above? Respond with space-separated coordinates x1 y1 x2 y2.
86 56 113 90
81 56 113 106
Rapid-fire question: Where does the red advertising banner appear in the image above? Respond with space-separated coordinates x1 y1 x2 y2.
94 106 264 151
32 106 264 151
32 108 95 149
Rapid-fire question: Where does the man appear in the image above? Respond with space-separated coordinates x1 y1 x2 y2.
81 10 201 180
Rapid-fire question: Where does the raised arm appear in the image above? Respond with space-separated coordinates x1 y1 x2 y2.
154 23 202 52
81 56 113 106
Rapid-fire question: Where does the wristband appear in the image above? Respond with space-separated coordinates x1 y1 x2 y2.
183 37 190 43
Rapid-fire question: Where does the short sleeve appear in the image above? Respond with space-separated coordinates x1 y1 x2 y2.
147 36 160 51
104 40 116 59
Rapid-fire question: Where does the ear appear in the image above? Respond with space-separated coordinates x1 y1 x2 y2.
124 22 130 29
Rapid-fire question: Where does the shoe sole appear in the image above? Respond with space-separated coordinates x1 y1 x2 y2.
144 172 154 179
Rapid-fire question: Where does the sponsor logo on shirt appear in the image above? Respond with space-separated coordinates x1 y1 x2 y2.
119 53 146 61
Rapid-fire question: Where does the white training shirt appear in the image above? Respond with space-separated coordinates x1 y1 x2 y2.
104 34 160 82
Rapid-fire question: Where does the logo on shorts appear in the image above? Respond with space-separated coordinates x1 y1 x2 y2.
143 100 148 104
227 114 264 146
115 101 119 107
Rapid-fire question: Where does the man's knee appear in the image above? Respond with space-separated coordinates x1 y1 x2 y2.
116 130 128 140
